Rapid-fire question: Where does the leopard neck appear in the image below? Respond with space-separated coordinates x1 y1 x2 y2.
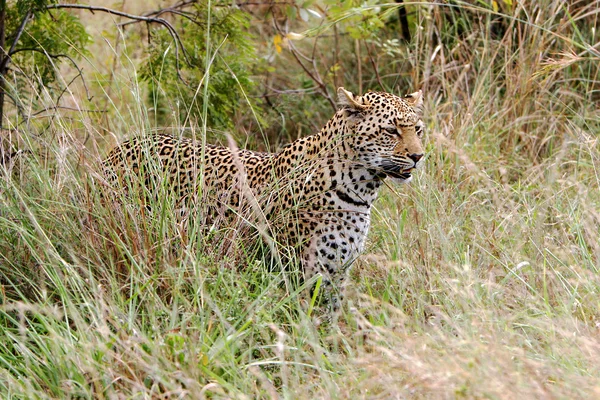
317 112 385 204
313 111 352 155
272 111 385 207
272 111 346 167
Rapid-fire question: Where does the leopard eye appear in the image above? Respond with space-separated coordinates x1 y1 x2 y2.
415 123 424 138
384 127 399 136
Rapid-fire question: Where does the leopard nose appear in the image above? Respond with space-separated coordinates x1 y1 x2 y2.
409 153 423 163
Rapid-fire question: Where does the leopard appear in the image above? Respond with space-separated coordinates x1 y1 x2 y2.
102 87 425 314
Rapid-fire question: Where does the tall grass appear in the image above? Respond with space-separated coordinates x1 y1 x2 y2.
1 0 599 398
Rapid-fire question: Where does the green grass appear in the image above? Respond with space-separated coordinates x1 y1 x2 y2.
1 0 600 398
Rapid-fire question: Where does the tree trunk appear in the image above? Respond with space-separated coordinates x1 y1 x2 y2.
395 0 411 42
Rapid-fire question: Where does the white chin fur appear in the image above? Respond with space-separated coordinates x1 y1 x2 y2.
389 175 413 185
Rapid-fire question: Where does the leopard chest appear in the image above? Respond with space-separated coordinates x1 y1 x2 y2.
290 167 383 273
313 208 372 273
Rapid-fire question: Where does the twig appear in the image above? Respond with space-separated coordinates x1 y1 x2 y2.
363 39 384 90
234 1 297 7
265 85 319 95
48 4 168 24
272 16 336 111
30 106 106 117
286 42 336 111
120 9 198 28
355 40 362 94
333 24 340 88
124 0 198 22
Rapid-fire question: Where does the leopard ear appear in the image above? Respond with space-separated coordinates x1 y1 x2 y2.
404 90 423 116
337 87 368 112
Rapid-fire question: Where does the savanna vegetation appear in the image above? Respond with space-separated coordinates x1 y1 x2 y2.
0 0 599 398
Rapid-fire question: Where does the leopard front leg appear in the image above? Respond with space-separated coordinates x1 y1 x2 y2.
302 217 367 316
305 262 348 313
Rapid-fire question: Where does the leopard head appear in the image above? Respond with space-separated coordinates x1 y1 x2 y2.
338 87 425 184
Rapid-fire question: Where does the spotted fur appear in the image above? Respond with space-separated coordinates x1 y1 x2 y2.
103 87 425 312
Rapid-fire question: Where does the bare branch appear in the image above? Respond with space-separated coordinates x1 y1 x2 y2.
47 4 167 24
272 18 336 111
355 40 362 94
286 41 335 111
363 39 384 90
46 3 191 68
119 0 199 27
10 47 92 101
